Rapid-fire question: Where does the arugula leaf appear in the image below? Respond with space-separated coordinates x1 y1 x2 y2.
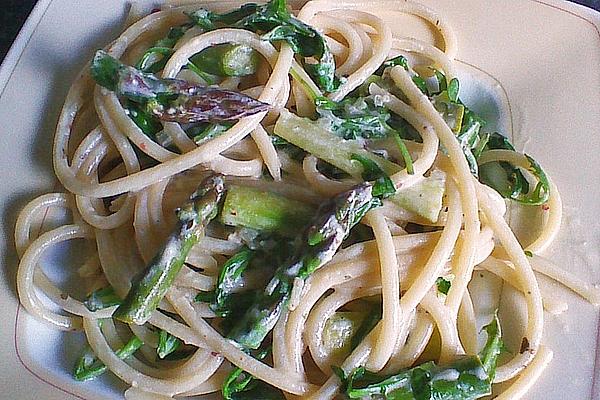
314 96 414 173
186 9 218 30
316 96 393 140
391 130 415 175
304 50 342 93
479 313 503 380
222 348 285 399
136 26 189 73
446 78 460 103
187 122 233 145
343 315 504 399
427 69 486 175
345 358 490 399
436 277 451 295
271 135 306 161
194 248 254 317
479 133 549 205
376 55 428 95
157 329 181 359
74 333 143 381
84 286 122 311
351 153 396 198
213 248 255 317
432 68 448 94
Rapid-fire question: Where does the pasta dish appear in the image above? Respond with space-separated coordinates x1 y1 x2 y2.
14 0 600 399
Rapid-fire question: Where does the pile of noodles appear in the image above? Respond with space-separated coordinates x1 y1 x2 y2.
14 1 600 399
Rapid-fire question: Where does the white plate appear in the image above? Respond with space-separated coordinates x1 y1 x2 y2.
1 1 599 399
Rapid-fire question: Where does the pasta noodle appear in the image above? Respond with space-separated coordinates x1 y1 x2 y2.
14 0 599 399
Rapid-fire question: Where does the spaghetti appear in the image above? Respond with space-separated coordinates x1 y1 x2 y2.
14 1 599 399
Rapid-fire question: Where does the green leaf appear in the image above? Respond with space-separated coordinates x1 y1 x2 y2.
91 50 122 91
447 78 460 102
157 329 181 359
391 130 415 175
73 335 143 381
435 277 451 295
304 49 342 93
343 314 505 399
412 76 429 96
345 358 492 399
375 55 409 75
479 313 503 381
187 122 233 145
315 96 394 140
376 55 429 95
186 9 219 30
84 286 122 311
212 248 255 317
222 348 285 399
478 133 549 205
194 290 215 303
136 26 189 73
431 92 465 133
432 68 448 93
351 153 396 198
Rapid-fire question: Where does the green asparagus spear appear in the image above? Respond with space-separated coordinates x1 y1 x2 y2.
73 333 143 381
190 44 259 77
114 174 226 325
91 50 270 123
227 182 379 349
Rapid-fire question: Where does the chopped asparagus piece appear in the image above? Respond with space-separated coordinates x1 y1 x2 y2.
274 109 400 178
388 170 446 223
220 185 314 234
190 44 259 77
